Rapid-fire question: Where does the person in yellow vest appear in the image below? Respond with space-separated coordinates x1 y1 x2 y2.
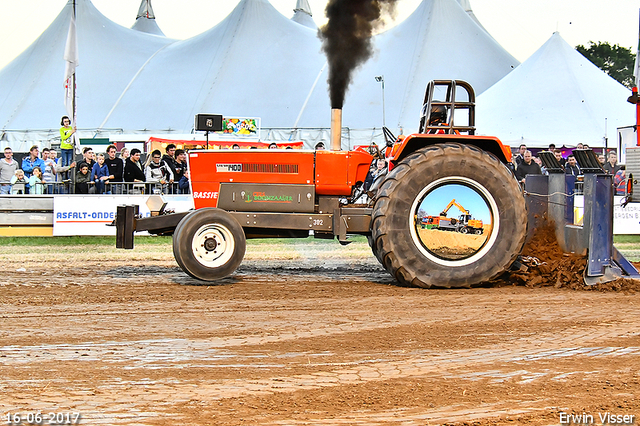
59 116 76 170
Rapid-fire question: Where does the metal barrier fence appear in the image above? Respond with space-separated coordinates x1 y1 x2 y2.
0 181 189 195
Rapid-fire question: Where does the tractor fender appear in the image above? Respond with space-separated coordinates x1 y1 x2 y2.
388 134 512 166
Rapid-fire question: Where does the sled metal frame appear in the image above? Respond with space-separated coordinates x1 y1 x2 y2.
526 150 640 285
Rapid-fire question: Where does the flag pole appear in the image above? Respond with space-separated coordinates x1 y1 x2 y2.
72 0 76 141
63 0 79 189
636 9 639 146
629 9 640 146
64 0 79 152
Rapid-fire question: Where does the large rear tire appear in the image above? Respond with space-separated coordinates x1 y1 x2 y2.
173 208 246 281
371 143 526 288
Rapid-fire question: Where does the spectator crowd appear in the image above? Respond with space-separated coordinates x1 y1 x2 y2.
1 140 629 197
512 143 626 195
0 144 190 195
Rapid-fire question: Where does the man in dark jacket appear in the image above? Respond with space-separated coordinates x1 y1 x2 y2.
515 150 541 183
105 144 124 193
173 149 187 193
603 151 621 175
513 144 527 167
161 144 178 185
564 155 581 176
124 148 146 183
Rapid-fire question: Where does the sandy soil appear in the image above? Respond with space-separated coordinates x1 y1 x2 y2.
1 239 639 425
418 228 487 258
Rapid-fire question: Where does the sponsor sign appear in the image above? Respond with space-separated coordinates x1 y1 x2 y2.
613 195 640 234
53 195 194 236
244 191 293 204
192 191 219 199
216 163 243 173
574 195 640 234
218 118 259 136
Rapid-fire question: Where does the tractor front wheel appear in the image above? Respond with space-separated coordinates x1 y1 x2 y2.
371 143 526 288
173 208 246 281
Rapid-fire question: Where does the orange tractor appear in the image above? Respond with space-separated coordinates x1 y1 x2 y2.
117 80 527 288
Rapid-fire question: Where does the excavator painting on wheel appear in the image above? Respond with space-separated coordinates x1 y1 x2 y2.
116 80 529 288
422 199 484 235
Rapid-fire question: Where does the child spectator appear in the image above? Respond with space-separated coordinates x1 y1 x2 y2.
49 149 58 164
92 153 110 194
75 163 93 194
28 166 44 195
10 169 26 194
43 149 57 194
59 115 76 169
178 170 190 194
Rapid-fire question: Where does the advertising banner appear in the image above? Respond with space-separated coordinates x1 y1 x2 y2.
53 195 193 236
614 196 640 234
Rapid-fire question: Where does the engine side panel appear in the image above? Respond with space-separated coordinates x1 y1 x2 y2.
315 150 373 195
188 150 315 209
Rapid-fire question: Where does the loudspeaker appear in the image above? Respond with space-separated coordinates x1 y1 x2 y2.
195 114 223 132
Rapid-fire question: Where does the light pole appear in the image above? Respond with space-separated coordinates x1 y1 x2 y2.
375 75 385 127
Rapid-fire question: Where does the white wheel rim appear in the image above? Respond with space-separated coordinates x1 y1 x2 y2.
191 223 235 268
409 176 500 267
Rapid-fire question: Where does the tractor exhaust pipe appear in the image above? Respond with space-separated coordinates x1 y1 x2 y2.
331 108 342 151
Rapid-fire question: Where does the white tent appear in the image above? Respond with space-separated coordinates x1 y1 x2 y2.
0 0 173 150
0 0 519 149
99 0 328 135
476 32 633 147
131 0 165 36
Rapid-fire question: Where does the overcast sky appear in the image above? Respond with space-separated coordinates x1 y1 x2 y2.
0 0 637 72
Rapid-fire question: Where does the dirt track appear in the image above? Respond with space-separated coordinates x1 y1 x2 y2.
1 243 639 425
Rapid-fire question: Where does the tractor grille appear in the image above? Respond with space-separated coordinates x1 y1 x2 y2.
242 163 299 174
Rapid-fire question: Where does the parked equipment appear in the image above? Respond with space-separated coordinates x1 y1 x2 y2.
117 80 527 288
423 199 484 234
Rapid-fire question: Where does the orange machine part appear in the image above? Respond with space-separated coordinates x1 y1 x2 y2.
315 150 373 195
391 134 512 164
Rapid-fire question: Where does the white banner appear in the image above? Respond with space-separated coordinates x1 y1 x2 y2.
613 196 640 234
53 195 194 236
573 196 640 234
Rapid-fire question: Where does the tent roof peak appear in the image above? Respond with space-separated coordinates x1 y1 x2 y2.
137 0 156 20
294 0 312 16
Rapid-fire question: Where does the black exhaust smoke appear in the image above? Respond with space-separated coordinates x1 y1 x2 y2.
319 0 398 109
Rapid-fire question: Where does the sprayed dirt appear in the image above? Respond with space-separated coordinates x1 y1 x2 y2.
492 225 640 293
0 240 639 425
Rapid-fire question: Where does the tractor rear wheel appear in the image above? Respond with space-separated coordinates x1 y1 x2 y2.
371 143 526 288
173 208 246 281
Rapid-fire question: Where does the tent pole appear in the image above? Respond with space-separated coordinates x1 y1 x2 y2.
637 100 640 147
